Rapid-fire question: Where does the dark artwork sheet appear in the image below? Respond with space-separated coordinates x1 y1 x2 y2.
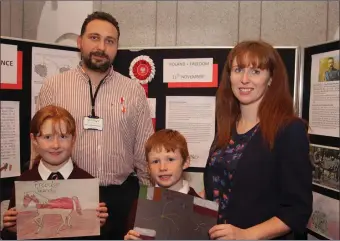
133 186 219 240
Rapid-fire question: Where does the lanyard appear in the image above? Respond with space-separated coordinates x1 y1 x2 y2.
88 78 105 117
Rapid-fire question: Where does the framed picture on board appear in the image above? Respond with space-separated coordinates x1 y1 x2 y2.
300 40 340 148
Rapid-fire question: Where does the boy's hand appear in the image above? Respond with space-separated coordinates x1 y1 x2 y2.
124 229 141 240
3 207 18 230
96 202 108 227
198 190 206 199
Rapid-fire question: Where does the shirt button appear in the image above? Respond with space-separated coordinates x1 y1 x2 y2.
98 145 101 150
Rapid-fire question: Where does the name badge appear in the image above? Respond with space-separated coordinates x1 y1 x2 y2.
83 116 103 131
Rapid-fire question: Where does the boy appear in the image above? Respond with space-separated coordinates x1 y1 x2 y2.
124 129 199 240
1 105 108 240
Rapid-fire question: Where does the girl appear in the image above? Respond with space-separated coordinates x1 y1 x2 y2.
2 105 109 240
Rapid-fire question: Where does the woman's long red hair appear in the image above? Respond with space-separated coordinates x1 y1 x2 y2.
215 40 301 149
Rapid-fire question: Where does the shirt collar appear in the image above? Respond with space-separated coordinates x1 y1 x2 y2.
76 61 114 84
38 158 74 180
155 180 190 194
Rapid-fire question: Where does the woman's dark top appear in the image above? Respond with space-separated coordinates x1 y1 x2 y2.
204 120 313 239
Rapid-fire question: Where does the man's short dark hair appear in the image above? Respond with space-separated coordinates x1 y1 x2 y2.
80 11 120 39
328 57 334 61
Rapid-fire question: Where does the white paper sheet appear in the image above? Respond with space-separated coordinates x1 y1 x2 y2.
165 96 215 167
147 98 156 118
15 178 100 239
309 50 339 137
163 58 213 83
183 172 204 194
31 47 80 117
1 101 21 178
1 43 18 84
0 200 10 230
307 192 339 239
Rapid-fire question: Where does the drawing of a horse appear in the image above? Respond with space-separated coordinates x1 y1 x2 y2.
23 191 82 234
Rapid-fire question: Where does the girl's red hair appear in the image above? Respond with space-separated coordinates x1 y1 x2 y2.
30 105 76 168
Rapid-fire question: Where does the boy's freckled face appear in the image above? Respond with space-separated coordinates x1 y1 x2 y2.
31 119 75 167
148 147 189 188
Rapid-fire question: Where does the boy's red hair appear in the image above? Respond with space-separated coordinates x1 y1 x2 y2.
145 129 189 163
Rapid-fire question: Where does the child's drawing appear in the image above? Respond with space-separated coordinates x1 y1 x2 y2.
23 191 83 234
134 186 219 240
15 178 100 240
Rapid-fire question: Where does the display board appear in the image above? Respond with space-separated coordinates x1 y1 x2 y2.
0 36 300 204
301 40 340 240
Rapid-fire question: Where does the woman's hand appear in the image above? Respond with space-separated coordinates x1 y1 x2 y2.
209 224 251 240
96 202 108 227
124 229 141 240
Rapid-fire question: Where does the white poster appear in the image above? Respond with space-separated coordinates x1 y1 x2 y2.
1 43 18 84
147 98 156 118
309 50 339 137
183 172 204 195
31 47 80 117
165 96 215 167
0 200 10 230
0 101 21 178
307 192 339 240
163 58 213 83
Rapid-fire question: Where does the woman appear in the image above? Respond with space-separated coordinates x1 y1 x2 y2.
204 40 313 240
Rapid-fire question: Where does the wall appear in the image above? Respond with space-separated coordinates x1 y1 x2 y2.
1 0 339 47
1 2 339 240
36 1 93 46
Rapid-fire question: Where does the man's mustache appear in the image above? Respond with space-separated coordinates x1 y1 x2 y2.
90 51 109 59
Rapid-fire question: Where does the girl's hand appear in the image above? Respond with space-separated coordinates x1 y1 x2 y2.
96 202 108 227
3 207 18 231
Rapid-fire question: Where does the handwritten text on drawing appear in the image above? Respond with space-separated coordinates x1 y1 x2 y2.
35 181 60 193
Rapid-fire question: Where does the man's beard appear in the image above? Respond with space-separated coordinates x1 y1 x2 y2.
82 50 112 73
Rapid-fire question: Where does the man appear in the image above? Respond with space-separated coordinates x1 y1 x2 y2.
34 11 154 240
324 57 340 81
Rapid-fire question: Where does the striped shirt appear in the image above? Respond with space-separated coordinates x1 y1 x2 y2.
34 65 154 186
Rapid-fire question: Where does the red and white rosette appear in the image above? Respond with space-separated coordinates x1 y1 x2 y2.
129 55 156 85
